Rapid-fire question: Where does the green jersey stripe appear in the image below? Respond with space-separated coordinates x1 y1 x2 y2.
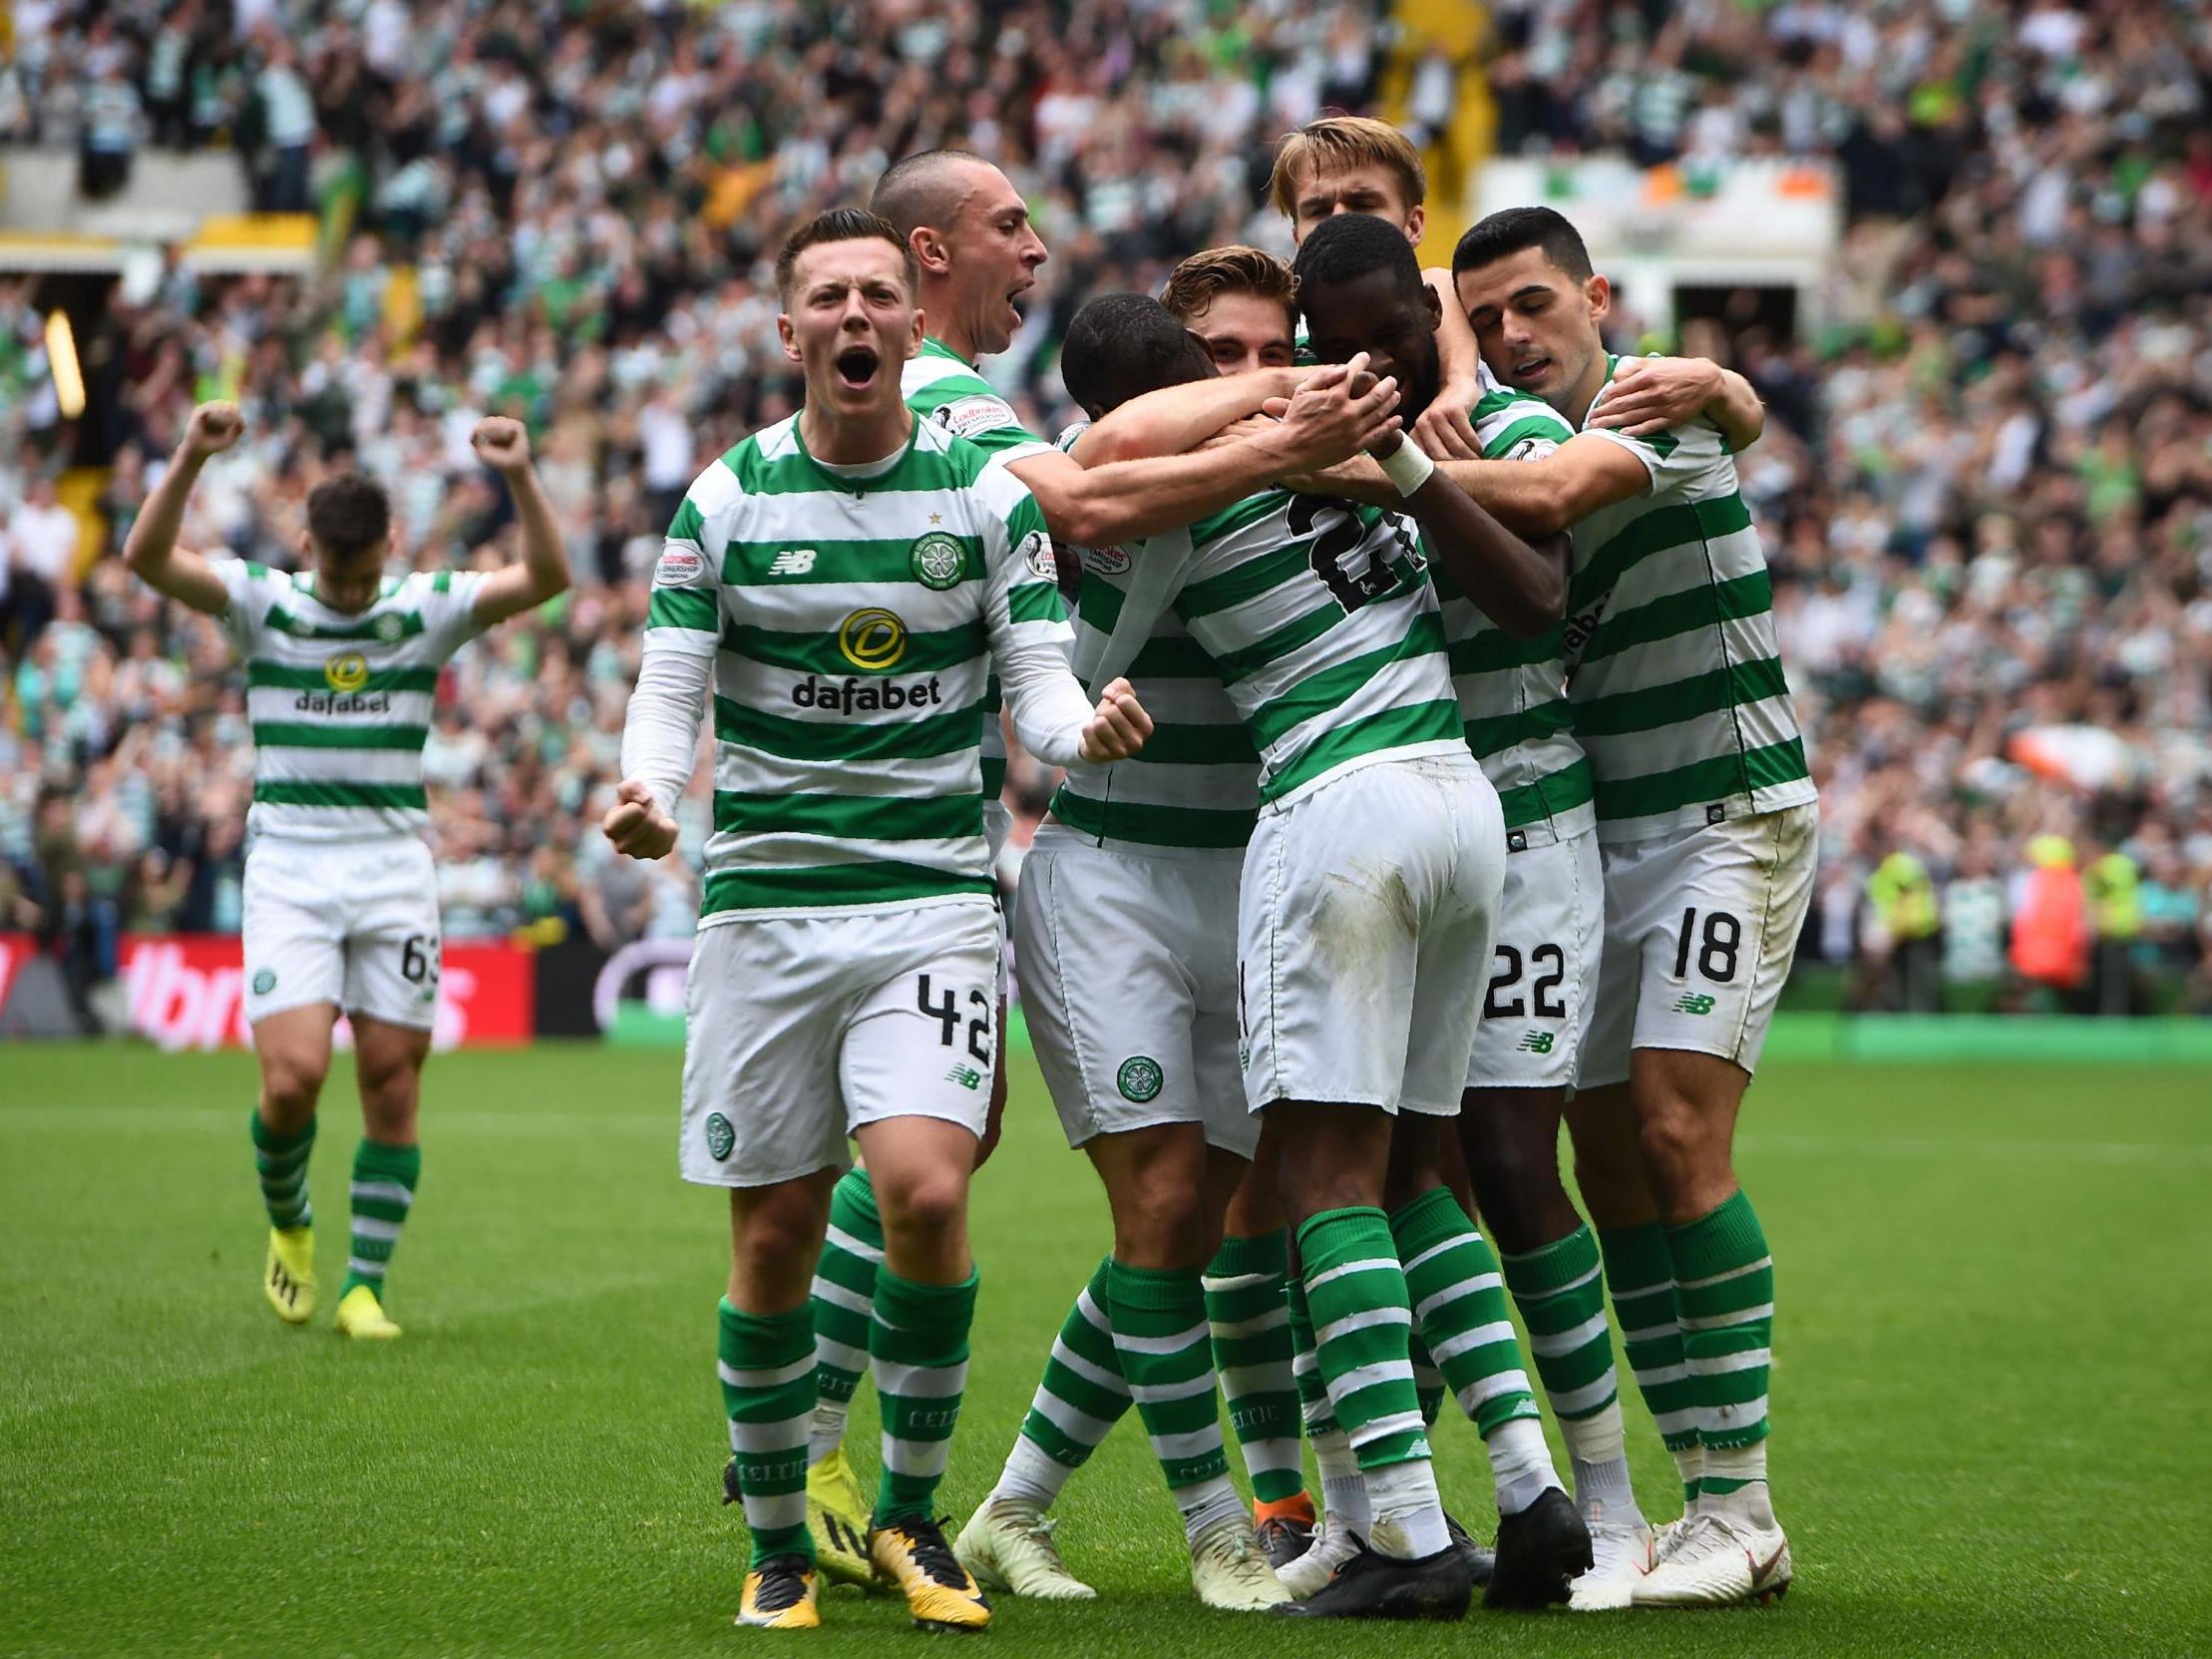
1176 540 1313 621
712 694 984 763
1461 697 1574 760
724 619 986 676
1126 634 1219 679
1210 598 1342 684
1008 582 1064 624
1572 655 1792 739
1445 623 1566 675
712 790 982 842
702 863 993 915
1249 612 1446 748
982 756 1006 798
720 536 983 588
1570 492 1751 614
1050 787 1255 849
649 589 719 632
669 499 707 546
1078 574 1126 635
262 607 426 641
252 780 429 810
1188 493 1290 546
244 662 442 694
1591 737 1809 824
723 434 992 498
1134 722 1262 766
1497 756 1594 831
1261 699 1463 803
250 722 430 751
1579 569 1772 666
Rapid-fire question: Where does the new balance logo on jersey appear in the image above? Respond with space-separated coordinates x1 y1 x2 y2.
944 1064 982 1090
768 549 817 577
1673 993 1717 1016
1517 1031 1555 1054
791 674 946 713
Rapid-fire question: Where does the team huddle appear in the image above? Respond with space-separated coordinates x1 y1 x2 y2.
129 114 1815 1631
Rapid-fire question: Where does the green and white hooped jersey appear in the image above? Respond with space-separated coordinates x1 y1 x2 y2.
1045 423 1259 854
1568 354 1815 842
1433 372 1594 848
645 412 1067 923
901 336 1055 803
1159 490 1463 806
217 560 486 843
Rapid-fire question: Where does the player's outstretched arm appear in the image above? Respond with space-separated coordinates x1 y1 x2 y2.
468 417 573 625
122 401 241 616
1590 356 1765 449
1422 433 1656 537
1069 367 1307 466
1372 435 1569 637
1006 361 1398 548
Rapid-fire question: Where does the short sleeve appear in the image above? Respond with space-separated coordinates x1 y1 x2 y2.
422 569 495 656
978 472 1070 652
211 558 266 653
1581 358 1724 494
643 482 727 657
922 394 1053 464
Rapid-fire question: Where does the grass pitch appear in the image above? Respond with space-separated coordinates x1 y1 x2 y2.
4 1041 2208 1657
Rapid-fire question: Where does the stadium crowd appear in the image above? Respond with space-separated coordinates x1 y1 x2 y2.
3 0 2210 1014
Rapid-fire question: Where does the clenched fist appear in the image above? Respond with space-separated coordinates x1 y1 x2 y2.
182 401 244 460
1076 676 1153 764
601 779 679 861
471 416 533 476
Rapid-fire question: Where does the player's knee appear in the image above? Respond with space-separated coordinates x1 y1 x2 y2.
260 1053 326 1117
1635 1095 1721 1189
1111 1174 1209 1266
876 1166 967 1240
356 1058 422 1136
1466 1139 1567 1253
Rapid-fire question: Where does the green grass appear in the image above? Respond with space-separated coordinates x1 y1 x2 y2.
4 1043 2208 1657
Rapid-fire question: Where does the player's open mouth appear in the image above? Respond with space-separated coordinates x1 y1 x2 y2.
1511 353 1552 384
835 345 881 390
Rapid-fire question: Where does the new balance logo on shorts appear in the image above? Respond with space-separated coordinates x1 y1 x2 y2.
1516 1031 1555 1054
767 549 817 576
1673 993 1717 1016
944 1064 983 1090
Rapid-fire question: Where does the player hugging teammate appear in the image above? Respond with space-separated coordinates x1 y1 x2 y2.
605 119 1815 1630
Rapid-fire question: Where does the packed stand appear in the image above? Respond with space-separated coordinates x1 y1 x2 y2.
4 0 2211 1015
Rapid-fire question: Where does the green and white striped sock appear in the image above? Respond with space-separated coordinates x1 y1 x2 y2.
1668 1191 1774 1521
1389 1187 1542 1439
340 1140 418 1299
1110 1260 1240 1539
250 1111 314 1230
871 1266 978 1526
718 1298 816 1566
1503 1224 1632 1479
809 1167 882 1462
1299 1208 1449 1559
1601 1222 1702 1502
1203 1230 1306 1504
993 1257 1134 1508
1296 1208 1426 1470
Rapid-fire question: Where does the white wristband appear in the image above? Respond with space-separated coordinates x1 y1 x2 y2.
1378 439 1436 497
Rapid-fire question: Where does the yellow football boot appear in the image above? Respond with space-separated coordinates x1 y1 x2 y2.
737 1556 821 1629
263 1226 316 1325
805 1447 882 1590
872 1517 991 1632
334 1283 402 1340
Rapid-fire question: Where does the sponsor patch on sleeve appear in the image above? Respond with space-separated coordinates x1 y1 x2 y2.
655 547 705 587
1020 530 1057 581
1079 545 1132 576
932 393 1020 440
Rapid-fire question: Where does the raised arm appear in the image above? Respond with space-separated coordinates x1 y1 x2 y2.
1410 268 1485 461
122 401 241 615
1588 356 1765 450
1371 437 1568 637
467 418 573 626
1006 364 1399 548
